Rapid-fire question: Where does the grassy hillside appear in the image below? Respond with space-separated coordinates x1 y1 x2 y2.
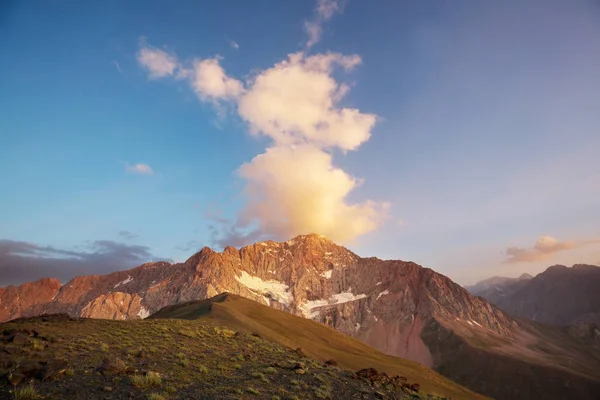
1 313 433 400
150 293 487 400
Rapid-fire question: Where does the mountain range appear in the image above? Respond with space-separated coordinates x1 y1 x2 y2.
468 264 600 326
1 234 600 399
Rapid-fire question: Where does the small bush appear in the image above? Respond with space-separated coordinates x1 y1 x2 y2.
251 372 269 383
64 368 75 377
264 366 277 375
147 393 165 400
165 385 177 394
246 387 260 395
14 385 37 400
131 371 162 388
197 364 208 374
178 358 189 367
100 343 109 352
31 339 45 352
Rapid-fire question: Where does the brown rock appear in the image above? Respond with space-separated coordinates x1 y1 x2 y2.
98 357 127 375
10 332 29 346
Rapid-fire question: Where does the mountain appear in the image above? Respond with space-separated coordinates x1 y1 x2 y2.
150 292 484 399
487 264 600 326
466 273 533 304
1 234 600 399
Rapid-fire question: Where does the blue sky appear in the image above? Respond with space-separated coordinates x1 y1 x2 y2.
1 0 599 286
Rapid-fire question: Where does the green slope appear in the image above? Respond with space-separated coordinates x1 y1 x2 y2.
151 293 488 400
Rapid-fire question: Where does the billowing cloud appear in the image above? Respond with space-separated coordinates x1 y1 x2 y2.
237 144 389 242
304 0 344 48
125 163 154 175
0 239 170 287
504 236 600 263
137 45 179 79
237 52 370 150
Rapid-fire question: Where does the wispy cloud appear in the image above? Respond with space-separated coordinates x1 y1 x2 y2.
125 163 154 175
118 230 139 240
112 60 123 73
0 239 169 287
137 43 180 79
226 37 239 50
304 0 344 48
175 240 200 252
504 236 600 263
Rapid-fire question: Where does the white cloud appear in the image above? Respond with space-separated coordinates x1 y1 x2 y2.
304 0 344 48
227 38 240 49
190 57 244 102
237 52 372 151
112 60 123 74
137 46 179 79
125 163 154 175
504 236 600 263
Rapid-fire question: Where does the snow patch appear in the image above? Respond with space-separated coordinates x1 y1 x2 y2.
467 320 474 326
376 290 389 300
320 270 333 279
355 322 361 331
137 306 150 319
299 290 367 319
235 271 293 306
472 320 482 327
114 275 133 289
376 281 382 285
257 242 268 247
325 252 332 256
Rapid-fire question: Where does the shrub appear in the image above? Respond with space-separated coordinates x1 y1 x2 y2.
246 387 259 395
14 385 37 400
147 393 165 400
131 371 162 388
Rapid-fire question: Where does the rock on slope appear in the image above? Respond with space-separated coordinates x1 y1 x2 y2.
1 234 600 400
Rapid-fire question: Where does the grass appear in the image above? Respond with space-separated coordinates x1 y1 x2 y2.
131 371 162 388
147 394 165 400
13 385 37 400
246 387 260 395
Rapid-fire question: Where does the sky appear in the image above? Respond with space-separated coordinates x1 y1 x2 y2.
1 0 599 287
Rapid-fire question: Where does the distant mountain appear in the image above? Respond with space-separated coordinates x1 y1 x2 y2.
2 234 600 399
466 273 533 304
489 264 600 326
